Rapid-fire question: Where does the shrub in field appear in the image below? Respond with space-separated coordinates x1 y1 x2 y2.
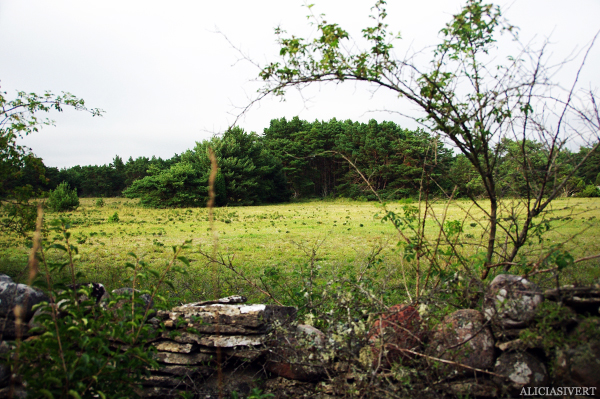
47 181 79 212
577 184 600 197
95 197 105 207
108 211 120 223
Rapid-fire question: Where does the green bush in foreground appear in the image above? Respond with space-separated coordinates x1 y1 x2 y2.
47 181 80 212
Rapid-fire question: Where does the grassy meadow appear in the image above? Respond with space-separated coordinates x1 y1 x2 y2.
1 197 599 309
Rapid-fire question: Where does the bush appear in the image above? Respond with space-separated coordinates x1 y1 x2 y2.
47 181 79 212
108 211 119 223
577 184 600 197
95 197 105 207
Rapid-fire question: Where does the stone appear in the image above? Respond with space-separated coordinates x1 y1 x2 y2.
152 341 195 353
367 305 423 369
153 351 214 365
296 324 326 347
0 280 49 322
135 386 188 398
263 376 318 398
430 309 495 374
545 284 600 314
553 317 600 391
493 351 549 393
152 364 212 378
111 287 154 310
0 276 12 284
496 337 543 352
69 282 108 304
0 317 30 340
484 274 543 328
166 303 296 333
437 379 500 398
265 329 329 382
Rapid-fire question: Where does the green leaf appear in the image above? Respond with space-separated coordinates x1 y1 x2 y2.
68 390 82 399
38 389 54 399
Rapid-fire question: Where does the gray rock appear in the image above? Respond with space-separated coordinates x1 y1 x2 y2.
69 282 108 304
165 303 296 334
0 281 49 322
297 324 326 347
0 317 30 340
493 351 549 393
430 309 495 374
553 317 600 392
153 351 214 365
0 276 12 284
152 341 195 353
484 274 543 328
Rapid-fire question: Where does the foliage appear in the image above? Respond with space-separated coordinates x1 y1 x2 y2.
47 181 80 212
577 184 600 198
108 211 120 223
95 198 105 207
48 182 80 213
0 85 101 235
257 0 600 281
124 127 290 207
4 215 190 398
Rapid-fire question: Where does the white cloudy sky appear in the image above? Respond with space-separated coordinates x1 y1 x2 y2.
1 0 599 168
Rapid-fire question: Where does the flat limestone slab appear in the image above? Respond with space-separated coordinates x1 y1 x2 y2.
161 331 264 347
152 341 195 353
165 304 296 331
154 351 214 365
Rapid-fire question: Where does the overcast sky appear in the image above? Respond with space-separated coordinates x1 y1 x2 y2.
1 0 599 168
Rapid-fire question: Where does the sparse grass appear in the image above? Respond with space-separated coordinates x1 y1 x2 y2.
1 197 599 306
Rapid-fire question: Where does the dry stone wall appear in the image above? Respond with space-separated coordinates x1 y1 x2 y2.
0 274 599 398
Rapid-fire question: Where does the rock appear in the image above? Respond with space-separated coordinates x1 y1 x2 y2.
496 337 543 352
553 317 600 391
0 276 12 284
0 317 30 340
263 376 318 398
135 386 188 398
297 324 326 347
152 341 195 353
484 274 543 328
265 328 329 382
69 282 108 304
165 303 296 334
493 351 549 393
0 280 49 322
437 379 500 398
430 309 495 374
367 305 423 369
111 287 154 310
545 284 600 314
153 351 214 365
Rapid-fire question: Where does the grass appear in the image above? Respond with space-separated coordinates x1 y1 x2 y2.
1 197 599 307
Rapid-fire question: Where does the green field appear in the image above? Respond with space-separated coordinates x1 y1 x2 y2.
1 198 599 308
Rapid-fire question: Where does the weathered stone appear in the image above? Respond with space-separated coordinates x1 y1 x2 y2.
0 276 12 284
0 317 30 340
264 376 318 398
430 309 495 374
111 287 154 310
438 379 500 398
493 351 549 393
135 386 188 398
152 341 195 353
0 280 49 322
152 364 212 378
545 284 600 314
265 332 329 382
160 330 265 348
69 282 108 304
153 351 214 365
496 337 543 352
484 274 543 328
297 324 326 347
140 374 188 387
367 305 423 369
553 317 600 391
167 304 296 332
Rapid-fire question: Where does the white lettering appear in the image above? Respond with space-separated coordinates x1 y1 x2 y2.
521 387 528 396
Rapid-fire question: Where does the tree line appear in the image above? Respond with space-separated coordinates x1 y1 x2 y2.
10 117 600 208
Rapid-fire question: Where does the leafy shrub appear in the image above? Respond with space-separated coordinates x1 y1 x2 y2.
95 198 105 207
108 211 120 223
47 181 79 212
577 184 600 197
